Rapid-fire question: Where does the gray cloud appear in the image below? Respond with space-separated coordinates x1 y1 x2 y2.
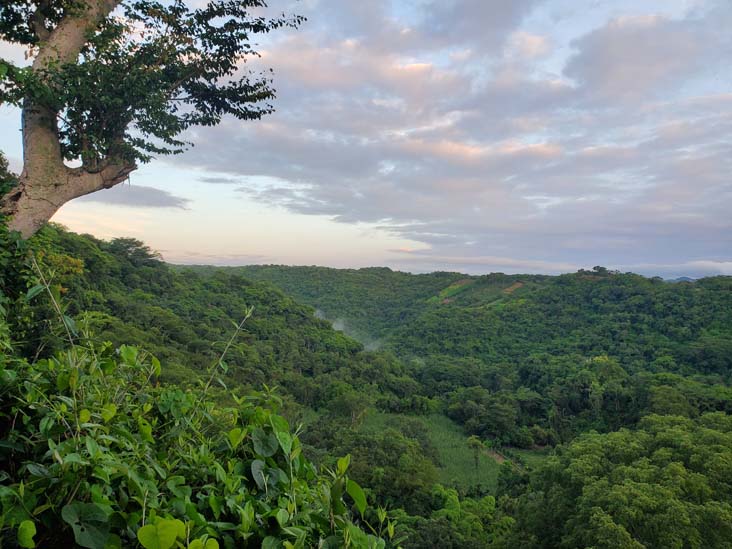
564 10 730 104
75 184 189 209
166 250 270 265
420 0 542 51
176 0 732 276
198 176 242 184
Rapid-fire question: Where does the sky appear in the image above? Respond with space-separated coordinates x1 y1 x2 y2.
1 0 731 277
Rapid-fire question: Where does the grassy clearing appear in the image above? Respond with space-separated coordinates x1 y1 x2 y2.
425 414 501 492
510 447 553 469
361 411 502 493
427 279 476 304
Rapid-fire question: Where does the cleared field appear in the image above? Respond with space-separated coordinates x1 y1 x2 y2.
510 447 553 469
361 411 502 493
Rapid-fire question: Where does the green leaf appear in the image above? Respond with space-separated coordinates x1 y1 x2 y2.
240 501 255 532
85 436 101 458
251 459 267 490
276 508 289 527
208 495 221 519
337 454 350 476
79 409 92 424
275 431 292 455
252 428 278 457
262 537 280 549
39 415 55 436
100 404 117 423
104 534 122 549
63 453 89 466
227 427 246 449
137 519 185 549
119 345 138 365
347 480 367 516
189 539 219 549
63 314 78 336
61 503 110 549
138 417 153 442
25 463 48 477
25 285 44 302
282 527 306 538
17 520 36 548
93 466 110 483
270 415 289 433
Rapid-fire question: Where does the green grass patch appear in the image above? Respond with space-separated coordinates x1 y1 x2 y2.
509 447 553 469
425 414 501 492
361 412 501 493
427 279 476 303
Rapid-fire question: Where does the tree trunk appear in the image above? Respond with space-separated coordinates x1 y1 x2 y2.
0 0 131 239
1 159 136 239
0 101 135 238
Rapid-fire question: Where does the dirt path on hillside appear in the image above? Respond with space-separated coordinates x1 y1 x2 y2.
502 281 524 294
486 449 507 463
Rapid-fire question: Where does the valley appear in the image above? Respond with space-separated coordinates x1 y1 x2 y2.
3 225 732 547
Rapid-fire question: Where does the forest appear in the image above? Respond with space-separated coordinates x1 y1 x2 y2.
1 0 730 546
2 223 732 547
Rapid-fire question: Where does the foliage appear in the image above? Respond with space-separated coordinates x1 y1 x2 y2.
302 418 439 516
0 151 16 197
394 485 513 549
505 413 732 548
0 334 384 548
228 265 465 342
0 1 303 164
4 226 732 548
238 264 732 445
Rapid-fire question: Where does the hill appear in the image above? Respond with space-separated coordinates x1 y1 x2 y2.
3 226 732 548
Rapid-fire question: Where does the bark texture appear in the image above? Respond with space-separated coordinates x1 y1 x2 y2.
0 0 136 238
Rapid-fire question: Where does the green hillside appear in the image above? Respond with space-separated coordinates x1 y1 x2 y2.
214 265 466 343
3 226 732 548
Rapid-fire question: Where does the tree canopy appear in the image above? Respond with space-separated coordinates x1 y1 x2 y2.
0 0 301 237
2 226 732 547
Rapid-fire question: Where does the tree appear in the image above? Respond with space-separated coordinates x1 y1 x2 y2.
0 1 302 237
466 435 485 477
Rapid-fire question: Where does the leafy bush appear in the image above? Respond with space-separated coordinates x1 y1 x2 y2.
0 335 384 548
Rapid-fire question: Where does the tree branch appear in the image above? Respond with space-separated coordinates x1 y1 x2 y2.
29 0 52 42
22 0 124 182
68 157 137 196
33 0 121 73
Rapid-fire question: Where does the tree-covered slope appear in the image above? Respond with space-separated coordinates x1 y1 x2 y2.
215 265 467 342
219 265 732 379
5 226 732 548
389 268 732 376
215 263 732 447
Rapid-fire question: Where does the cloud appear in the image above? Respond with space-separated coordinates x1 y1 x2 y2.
168 0 732 275
74 184 190 209
391 249 579 274
0 41 30 66
564 6 732 103
506 31 551 59
164 250 270 265
198 176 242 184
565 16 698 102
420 0 542 51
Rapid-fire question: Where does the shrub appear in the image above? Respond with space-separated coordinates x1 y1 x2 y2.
0 337 383 548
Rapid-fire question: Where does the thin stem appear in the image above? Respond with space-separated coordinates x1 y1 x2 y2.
198 305 254 403
30 253 74 347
